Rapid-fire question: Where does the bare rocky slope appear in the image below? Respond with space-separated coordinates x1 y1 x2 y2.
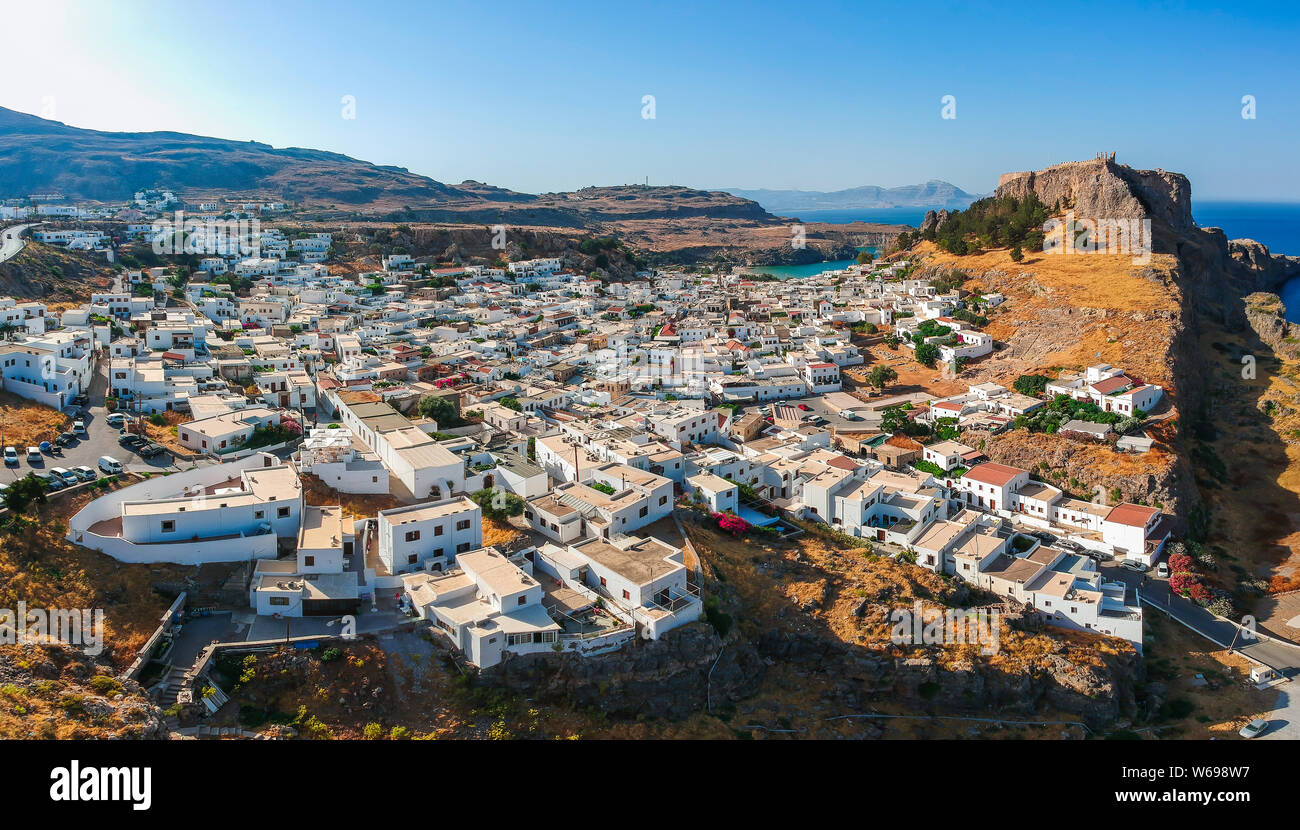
926 157 1300 535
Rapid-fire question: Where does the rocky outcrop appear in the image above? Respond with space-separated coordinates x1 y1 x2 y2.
754 621 1142 729
481 623 765 719
1228 238 1300 294
0 644 171 739
1242 292 1300 360
920 209 951 236
996 156 1193 245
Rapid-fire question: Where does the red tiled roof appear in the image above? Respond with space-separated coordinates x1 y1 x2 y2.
963 462 1026 487
1090 375 1132 395
1104 502 1159 528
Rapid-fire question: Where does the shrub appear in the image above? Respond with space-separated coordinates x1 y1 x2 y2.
1205 596 1236 618
703 595 733 638
711 511 749 536
470 487 524 520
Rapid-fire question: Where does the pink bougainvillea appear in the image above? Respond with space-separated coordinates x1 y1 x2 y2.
1167 553 1194 574
712 511 750 536
1168 571 1203 597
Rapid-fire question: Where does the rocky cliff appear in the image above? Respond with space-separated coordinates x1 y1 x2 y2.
996 157 1195 242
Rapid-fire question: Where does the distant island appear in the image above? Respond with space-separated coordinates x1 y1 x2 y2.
724 180 982 212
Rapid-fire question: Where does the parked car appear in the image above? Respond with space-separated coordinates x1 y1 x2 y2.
26 447 41 463
119 433 146 449
1056 539 1085 553
105 412 127 428
1120 559 1148 573
39 441 53 454
1029 530 1058 544
50 467 78 486
72 420 87 435
98 456 123 475
1156 561 1170 578
139 443 168 459
40 472 65 491
71 466 97 482
797 403 811 411
1084 549 1116 562
3 446 17 466
1239 718 1269 738
70 393 89 407
56 432 76 446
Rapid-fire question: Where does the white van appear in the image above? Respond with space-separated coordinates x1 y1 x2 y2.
98 456 123 475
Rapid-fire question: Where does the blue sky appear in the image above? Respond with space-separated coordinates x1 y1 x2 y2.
3 0 1298 199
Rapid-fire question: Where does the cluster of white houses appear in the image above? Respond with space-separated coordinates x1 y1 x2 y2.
14 233 1174 667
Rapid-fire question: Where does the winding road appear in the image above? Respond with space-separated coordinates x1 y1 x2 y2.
0 222 39 262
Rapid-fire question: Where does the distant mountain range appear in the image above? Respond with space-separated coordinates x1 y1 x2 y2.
724 180 982 213
0 107 782 229
0 106 511 208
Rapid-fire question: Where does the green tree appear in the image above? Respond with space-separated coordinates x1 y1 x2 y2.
3 474 47 531
1009 245 1024 262
856 249 873 265
471 487 524 520
1012 374 1049 397
866 365 898 393
915 342 940 368
417 395 462 426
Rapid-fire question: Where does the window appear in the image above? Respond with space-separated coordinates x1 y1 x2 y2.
600 577 607 587
434 525 444 536
269 597 289 607
161 520 175 533
304 556 315 566
639 506 648 518
405 530 420 542
658 496 667 506
255 510 264 519
622 589 630 600
456 542 471 553
407 554 418 565
277 506 290 518
518 596 527 606
456 520 471 531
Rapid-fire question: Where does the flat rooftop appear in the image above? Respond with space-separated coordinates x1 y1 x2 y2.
573 536 681 586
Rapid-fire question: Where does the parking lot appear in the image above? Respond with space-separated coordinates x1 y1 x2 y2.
1 362 214 489
743 394 883 432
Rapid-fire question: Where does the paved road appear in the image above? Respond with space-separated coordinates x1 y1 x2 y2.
1101 562 1300 670
0 223 38 263
1101 561 1300 739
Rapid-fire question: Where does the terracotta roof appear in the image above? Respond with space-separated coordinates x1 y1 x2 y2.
963 462 1026 487
1104 502 1159 528
1090 375 1131 395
